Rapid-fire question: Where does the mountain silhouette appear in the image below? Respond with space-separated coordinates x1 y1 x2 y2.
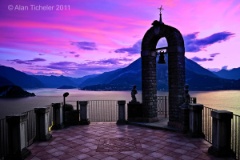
0 76 14 87
80 57 240 91
33 74 98 88
0 65 44 88
213 68 240 80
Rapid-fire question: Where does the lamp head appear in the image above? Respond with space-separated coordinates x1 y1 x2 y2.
63 92 69 98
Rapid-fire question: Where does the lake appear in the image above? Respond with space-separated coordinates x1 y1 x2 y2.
0 89 239 119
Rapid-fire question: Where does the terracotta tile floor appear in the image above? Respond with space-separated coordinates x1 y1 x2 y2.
26 122 233 160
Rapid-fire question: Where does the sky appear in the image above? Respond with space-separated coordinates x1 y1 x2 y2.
0 0 240 77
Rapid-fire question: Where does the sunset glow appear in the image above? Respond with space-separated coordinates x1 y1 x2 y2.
0 0 239 77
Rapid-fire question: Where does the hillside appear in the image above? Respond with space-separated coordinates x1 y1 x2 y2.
81 57 240 91
0 65 44 88
213 68 240 80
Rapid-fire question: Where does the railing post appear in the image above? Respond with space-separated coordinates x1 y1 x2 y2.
34 107 52 141
208 110 234 157
189 104 204 137
6 113 31 159
79 101 90 125
51 103 64 130
117 100 126 125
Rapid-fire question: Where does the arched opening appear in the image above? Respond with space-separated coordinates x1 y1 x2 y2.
156 38 168 91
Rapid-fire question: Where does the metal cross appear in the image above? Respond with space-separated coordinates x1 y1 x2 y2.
158 5 164 14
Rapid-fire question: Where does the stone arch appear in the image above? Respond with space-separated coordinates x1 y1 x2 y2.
141 20 185 127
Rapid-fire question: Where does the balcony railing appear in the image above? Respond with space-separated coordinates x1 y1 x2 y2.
0 106 53 160
202 105 240 159
202 106 215 143
157 96 168 118
232 114 240 159
87 100 119 122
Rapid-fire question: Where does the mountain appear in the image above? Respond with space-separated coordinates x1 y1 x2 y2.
81 57 240 91
33 75 78 88
213 68 240 80
33 74 98 88
0 85 35 98
0 65 44 88
0 76 14 86
79 58 141 89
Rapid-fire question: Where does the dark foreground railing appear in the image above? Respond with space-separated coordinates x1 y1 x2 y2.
0 118 8 160
232 114 240 159
0 106 53 160
24 110 36 146
157 96 168 118
202 105 240 159
202 106 215 143
87 100 119 122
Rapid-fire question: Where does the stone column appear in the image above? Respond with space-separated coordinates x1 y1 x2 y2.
79 101 90 125
6 113 31 159
189 104 204 137
51 103 64 130
167 46 185 128
117 101 126 125
208 110 234 157
141 51 158 122
34 107 52 141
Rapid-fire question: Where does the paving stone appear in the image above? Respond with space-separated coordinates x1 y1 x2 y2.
25 123 234 160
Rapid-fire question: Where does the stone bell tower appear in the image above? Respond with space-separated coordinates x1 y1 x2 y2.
141 6 185 127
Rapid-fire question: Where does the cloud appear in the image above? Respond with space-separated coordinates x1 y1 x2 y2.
9 58 46 65
210 53 220 58
89 57 133 65
115 31 233 54
191 56 213 62
69 51 75 54
45 57 133 76
71 41 97 50
28 58 46 62
115 40 141 54
184 31 234 52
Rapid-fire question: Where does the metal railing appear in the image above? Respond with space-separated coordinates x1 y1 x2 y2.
0 106 53 159
202 106 215 143
232 114 240 159
202 106 240 159
87 100 119 122
157 96 168 118
24 110 36 146
0 118 8 160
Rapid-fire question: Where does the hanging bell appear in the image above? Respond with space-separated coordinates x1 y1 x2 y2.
158 51 166 64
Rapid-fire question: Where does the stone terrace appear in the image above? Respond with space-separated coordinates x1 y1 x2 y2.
26 123 233 160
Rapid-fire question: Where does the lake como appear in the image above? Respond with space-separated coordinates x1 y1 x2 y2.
0 89 239 119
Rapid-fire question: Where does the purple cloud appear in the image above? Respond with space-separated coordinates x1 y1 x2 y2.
28 58 46 62
210 53 220 58
69 51 75 54
115 40 141 54
184 31 234 52
191 56 213 62
90 58 132 65
9 58 46 65
71 41 97 50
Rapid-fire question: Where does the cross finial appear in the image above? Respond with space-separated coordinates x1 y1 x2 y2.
158 5 164 24
158 5 164 14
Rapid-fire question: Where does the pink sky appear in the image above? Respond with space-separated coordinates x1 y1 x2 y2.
0 0 239 77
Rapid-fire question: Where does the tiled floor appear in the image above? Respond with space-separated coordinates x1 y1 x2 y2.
26 122 233 160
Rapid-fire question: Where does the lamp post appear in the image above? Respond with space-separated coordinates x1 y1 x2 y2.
63 92 69 125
